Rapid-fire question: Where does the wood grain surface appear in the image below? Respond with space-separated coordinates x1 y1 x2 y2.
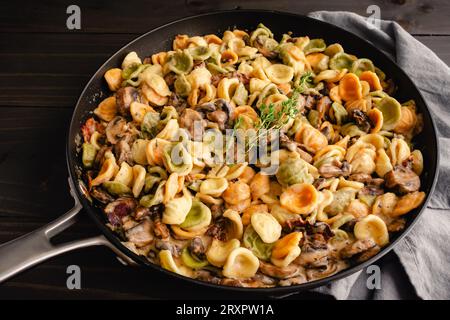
0 0 446 299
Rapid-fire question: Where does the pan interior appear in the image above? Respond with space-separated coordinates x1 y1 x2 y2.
67 10 439 293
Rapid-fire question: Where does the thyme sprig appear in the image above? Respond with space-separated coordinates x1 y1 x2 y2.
245 88 302 151
296 71 314 93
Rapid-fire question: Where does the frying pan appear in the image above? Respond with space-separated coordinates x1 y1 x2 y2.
0 10 439 294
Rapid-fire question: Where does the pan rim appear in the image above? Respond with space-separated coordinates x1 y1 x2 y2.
67 9 440 294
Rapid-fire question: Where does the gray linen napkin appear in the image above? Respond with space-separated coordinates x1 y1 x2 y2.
305 11 450 300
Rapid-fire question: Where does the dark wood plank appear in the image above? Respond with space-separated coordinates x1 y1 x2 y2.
0 33 449 108
0 107 73 224
0 0 449 35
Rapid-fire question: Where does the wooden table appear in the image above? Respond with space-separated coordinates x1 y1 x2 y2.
0 0 447 299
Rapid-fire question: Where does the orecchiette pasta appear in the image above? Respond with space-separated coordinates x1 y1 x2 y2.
82 23 427 288
206 238 240 267
222 247 260 279
162 187 192 224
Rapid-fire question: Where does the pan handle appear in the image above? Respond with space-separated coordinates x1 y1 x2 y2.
0 178 135 283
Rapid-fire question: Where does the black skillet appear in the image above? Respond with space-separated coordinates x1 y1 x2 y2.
0 10 439 295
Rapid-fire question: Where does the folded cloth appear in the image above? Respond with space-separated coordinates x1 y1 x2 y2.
305 11 450 300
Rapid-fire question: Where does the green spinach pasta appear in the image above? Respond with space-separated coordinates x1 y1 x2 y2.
80 23 426 287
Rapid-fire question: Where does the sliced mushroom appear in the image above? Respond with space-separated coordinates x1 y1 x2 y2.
195 270 222 285
316 96 332 121
359 185 384 197
114 138 133 165
206 218 228 241
133 206 151 220
116 87 140 116
386 218 406 232
179 108 206 140
259 260 301 279
305 223 334 241
319 159 351 178
150 208 170 239
340 239 377 259
254 36 278 59
196 99 234 130
167 93 188 114
279 274 307 286
349 173 384 186
94 146 111 168
104 197 137 226
155 239 181 257
279 133 313 163
253 273 277 286
305 259 344 280
125 219 154 247
210 204 224 220
355 245 381 263
90 186 115 204
189 236 206 257
385 165 420 193
304 94 319 110
350 109 371 133
296 234 330 267
106 116 128 144
207 110 228 130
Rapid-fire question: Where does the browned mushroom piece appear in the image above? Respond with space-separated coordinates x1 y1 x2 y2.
196 99 234 130
284 216 306 231
104 197 137 226
189 237 206 257
350 109 371 133
355 245 381 263
125 219 154 247
116 87 140 116
146 204 169 239
349 173 384 186
306 223 334 241
236 72 250 86
195 270 222 285
340 239 377 259
252 273 277 286
94 146 111 168
278 274 308 286
305 259 344 280
296 234 330 267
319 159 351 178
152 217 169 239
279 133 313 163
387 218 406 232
207 110 228 129
167 93 188 114
359 185 384 197
155 239 181 257
91 186 115 204
179 108 206 140
304 94 319 110
385 165 420 193
206 217 228 241
294 93 306 112
210 204 224 220
316 96 332 120
105 116 128 144
163 72 177 87
114 138 133 165
254 36 278 59
259 260 301 279
221 274 277 288
296 249 330 268
133 206 151 220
